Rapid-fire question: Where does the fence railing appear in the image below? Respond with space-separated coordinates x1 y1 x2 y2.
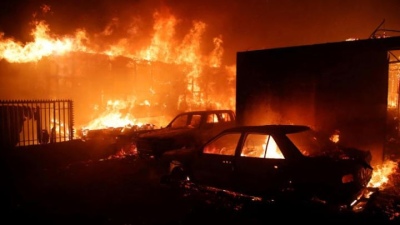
0 99 74 147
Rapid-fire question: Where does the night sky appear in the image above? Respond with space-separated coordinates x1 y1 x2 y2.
0 0 399 65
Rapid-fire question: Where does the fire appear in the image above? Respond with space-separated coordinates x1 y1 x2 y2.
0 9 216 66
263 136 284 159
84 100 136 130
0 21 89 63
209 36 224 68
82 99 168 131
0 5 235 131
138 11 178 62
368 160 399 189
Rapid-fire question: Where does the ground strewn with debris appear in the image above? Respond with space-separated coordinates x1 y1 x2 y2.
2 141 400 224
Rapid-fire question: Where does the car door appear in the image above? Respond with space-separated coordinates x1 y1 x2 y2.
233 133 288 197
197 112 235 146
191 132 241 190
196 112 222 145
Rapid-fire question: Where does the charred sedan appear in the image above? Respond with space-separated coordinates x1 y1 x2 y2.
161 125 374 213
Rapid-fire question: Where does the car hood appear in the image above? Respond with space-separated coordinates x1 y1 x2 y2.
319 145 373 170
138 127 195 139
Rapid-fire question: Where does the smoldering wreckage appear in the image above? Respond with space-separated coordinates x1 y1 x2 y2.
1 25 400 224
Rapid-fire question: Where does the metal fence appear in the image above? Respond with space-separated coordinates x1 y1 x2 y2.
0 100 74 147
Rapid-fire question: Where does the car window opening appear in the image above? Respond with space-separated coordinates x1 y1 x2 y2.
265 136 284 159
188 115 201 128
203 133 240 155
286 129 342 157
171 114 188 128
206 114 218 123
241 133 284 159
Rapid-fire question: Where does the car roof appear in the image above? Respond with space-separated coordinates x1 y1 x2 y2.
176 109 234 115
221 124 310 134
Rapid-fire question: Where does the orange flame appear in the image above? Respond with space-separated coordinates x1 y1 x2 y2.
138 11 178 62
368 160 399 189
0 21 89 63
208 36 224 68
0 9 223 68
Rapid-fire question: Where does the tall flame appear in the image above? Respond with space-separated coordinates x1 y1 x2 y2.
139 11 177 62
368 160 399 189
0 8 222 67
0 21 90 63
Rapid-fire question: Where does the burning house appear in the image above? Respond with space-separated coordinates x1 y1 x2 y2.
0 9 236 147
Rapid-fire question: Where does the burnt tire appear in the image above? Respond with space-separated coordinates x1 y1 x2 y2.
169 167 187 188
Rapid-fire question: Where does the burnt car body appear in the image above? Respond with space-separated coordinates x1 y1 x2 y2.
80 127 125 142
78 124 158 157
135 110 236 159
161 124 375 212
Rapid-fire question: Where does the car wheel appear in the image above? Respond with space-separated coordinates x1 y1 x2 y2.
169 167 187 187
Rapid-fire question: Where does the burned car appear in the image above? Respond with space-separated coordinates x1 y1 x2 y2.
135 110 236 159
161 125 374 213
80 127 124 142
